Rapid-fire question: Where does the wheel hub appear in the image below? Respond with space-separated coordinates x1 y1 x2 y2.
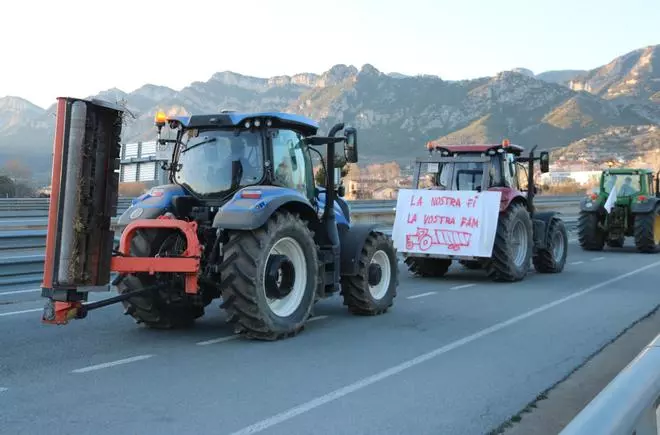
368 263 383 286
265 254 296 299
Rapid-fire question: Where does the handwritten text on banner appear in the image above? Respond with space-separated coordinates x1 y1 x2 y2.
392 189 502 258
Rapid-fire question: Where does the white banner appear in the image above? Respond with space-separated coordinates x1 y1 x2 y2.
392 189 502 258
603 185 617 213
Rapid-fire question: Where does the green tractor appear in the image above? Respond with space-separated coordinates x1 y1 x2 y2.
577 168 660 252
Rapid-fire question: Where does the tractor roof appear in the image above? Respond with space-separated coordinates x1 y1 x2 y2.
426 139 525 156
162 111 319 136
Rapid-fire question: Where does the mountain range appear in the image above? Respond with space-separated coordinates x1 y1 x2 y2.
1 44 658 184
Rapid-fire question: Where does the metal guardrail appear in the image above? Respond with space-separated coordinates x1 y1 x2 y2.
0 196 582 288
559 333 660 435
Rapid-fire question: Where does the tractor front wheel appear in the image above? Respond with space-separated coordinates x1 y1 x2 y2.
220 210 320 340
404 257 452 277
533 218 568 273
577 211 605 251
341 232 399 315
486 202 533 282
117 229 206 329
633 207 660 253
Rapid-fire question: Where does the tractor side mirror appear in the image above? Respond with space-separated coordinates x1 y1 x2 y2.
344 127 358 163
539 151 550 173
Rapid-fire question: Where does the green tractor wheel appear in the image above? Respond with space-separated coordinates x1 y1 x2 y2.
577 211 605 251
633 206 660 253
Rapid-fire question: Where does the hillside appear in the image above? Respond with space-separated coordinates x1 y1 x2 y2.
0 44 658 184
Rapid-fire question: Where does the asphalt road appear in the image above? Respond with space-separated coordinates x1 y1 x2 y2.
2 235 660 435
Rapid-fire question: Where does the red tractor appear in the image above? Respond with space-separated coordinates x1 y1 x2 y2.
399 140 568 282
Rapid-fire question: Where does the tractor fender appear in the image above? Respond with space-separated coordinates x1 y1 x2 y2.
338 223 380 276
116 184 187 226
579 196 602 213
631 198 660 214
532 211 562 249
489 187 527 213
212 186 319 231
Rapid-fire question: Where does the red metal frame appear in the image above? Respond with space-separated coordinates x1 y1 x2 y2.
110 217 202 294
41 98 68 290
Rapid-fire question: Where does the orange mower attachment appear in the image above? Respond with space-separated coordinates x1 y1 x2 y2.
42 216 202 325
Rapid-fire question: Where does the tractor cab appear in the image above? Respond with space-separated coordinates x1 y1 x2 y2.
155 111 323 204
597 168 656 203
412 140 550 202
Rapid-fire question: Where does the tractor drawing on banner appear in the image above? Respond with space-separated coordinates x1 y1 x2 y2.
39 98 399 341
577 168 660 253
391 140 569 282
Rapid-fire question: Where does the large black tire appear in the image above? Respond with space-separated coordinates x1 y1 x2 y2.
459 260 482 270
486 202 533 282
117 229 206 329
404 257 452 277
633 207 660 253
340 232 399 315
577 211 605 251
219 210 320 340
533 218 568 273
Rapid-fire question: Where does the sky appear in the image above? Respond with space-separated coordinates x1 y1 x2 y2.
1 0 658 109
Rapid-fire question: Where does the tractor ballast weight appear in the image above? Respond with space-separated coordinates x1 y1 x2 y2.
396 140 567 282
41 99 399 341
577 168 660 252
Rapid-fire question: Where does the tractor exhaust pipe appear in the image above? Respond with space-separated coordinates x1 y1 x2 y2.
324 122 345 292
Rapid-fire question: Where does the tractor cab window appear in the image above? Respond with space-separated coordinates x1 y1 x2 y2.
603 173 641 197
271 129 312 197
418 161 485 191
175 129 264 196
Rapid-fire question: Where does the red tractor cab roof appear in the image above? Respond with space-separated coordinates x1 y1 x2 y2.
426 139 525 156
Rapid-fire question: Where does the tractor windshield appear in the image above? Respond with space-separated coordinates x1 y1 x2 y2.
603 173 641 197
417 157 504 191
174 129 264 196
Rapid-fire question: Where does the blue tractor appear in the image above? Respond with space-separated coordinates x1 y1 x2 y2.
40 98 399 341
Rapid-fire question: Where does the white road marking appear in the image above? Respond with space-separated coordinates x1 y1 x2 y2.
71 355 154 374
591 257 605 262
0 288 40 296
450 284 476 290
569 238 578 243
570 261 584 265
196 315 330 346
197 336 238 346
0 308 42 317
227 259 660 435
406 292 436 300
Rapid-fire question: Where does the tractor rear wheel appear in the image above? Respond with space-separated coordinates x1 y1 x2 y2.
633 207 660 253
533 218 568 273
220 210 320 340
577 211 605 251
340 231 399 315
117 229 206 329
486 202 533 282
404 257 452 277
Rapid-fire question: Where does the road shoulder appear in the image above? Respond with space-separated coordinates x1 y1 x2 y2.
492 303 660 435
